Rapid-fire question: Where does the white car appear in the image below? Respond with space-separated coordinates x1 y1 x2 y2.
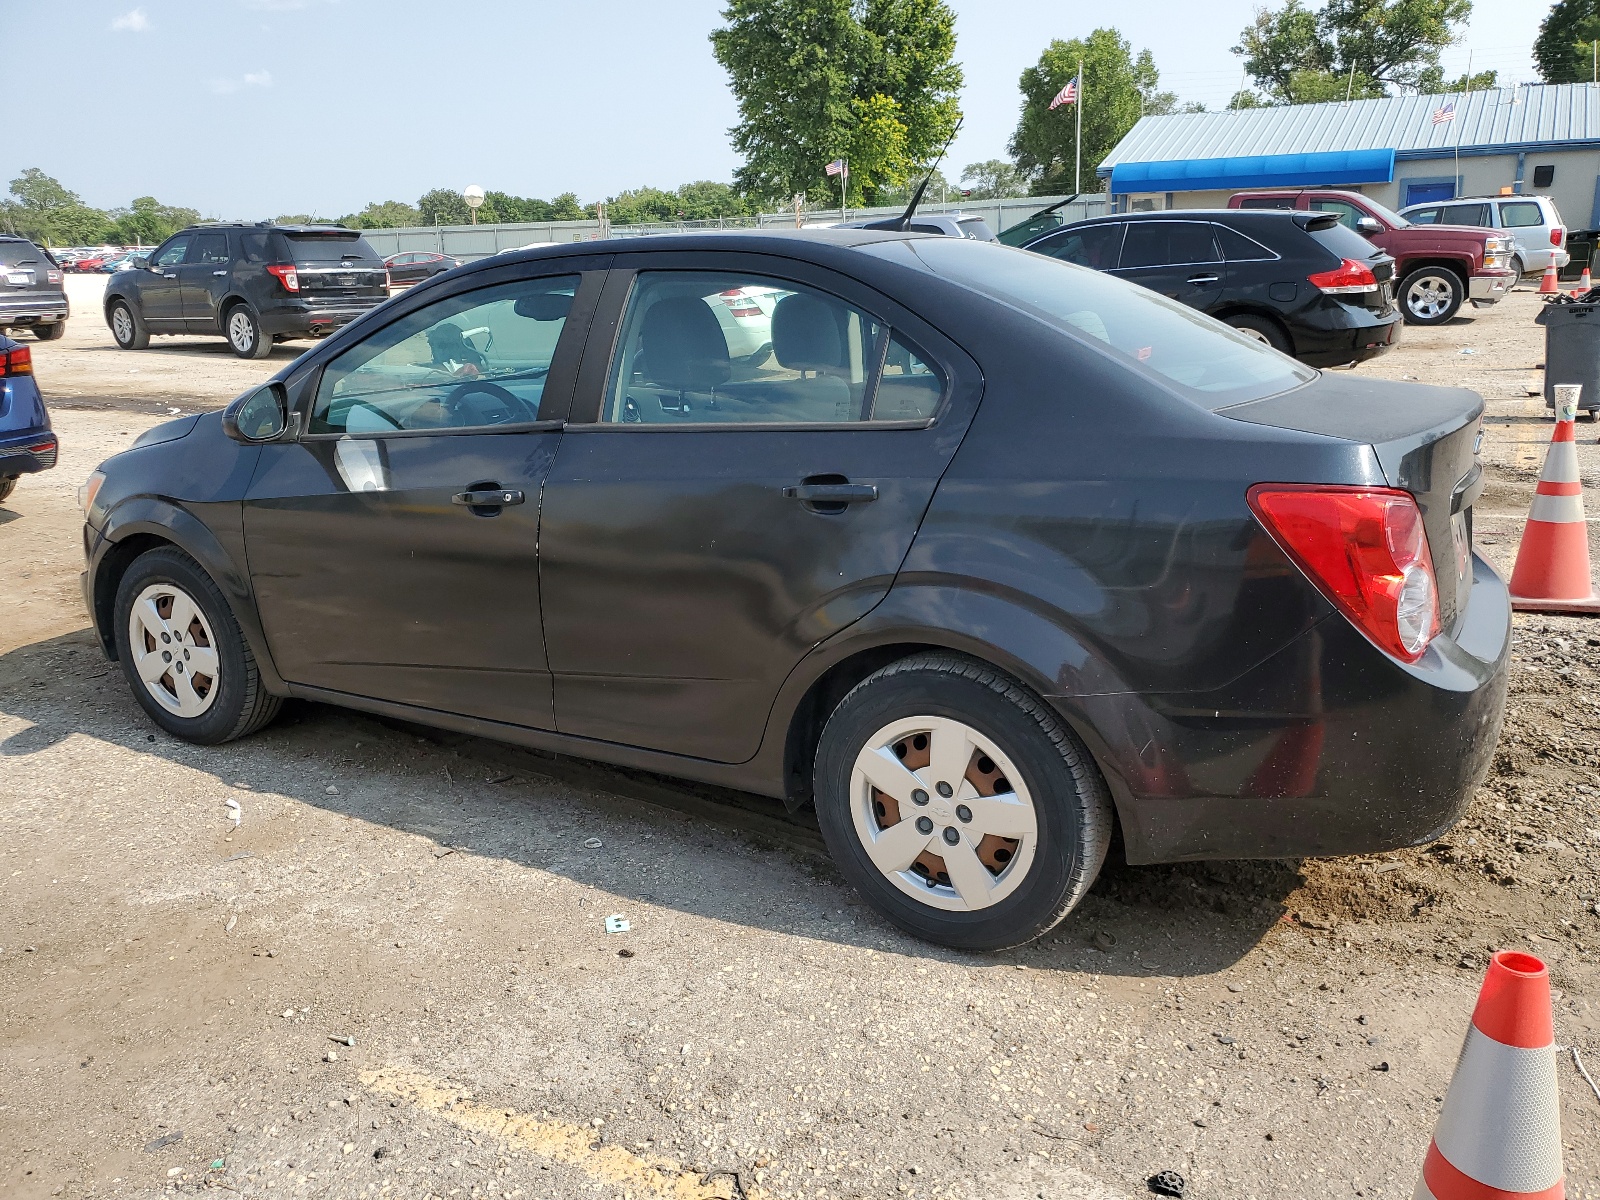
705 285 784 364
1399 194 1570 277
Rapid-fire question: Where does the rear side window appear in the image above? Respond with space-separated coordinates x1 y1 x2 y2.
283 232 384 266
956 217 995 241
1032 223 1123 269
239 231 272 263
1441 203 1490 226
192 232 230 265
1120 222 1219 268
1307 219 1383 262
1500 202 1544 228
1214 225 1275 261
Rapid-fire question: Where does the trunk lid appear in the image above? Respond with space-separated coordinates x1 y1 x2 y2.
276 230 388 300
1219 373 1484 631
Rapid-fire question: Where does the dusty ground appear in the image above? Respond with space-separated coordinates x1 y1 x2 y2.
1 277 1597 1200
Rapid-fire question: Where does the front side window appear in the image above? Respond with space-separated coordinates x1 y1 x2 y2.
1032 223 1123 269
192 232 230 265
152 236 191 268
1407 207 1442 224
600 271 942 425
1501 202 1544 229
310 274 579 434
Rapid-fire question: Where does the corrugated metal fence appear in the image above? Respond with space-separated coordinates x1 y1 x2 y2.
357 195 1109 261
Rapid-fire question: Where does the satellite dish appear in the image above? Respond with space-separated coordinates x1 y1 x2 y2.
462 185 485 209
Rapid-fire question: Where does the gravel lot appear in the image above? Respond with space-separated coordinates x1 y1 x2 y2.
1 274 1597 1200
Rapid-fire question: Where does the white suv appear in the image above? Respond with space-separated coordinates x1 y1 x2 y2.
1398 194 1569 277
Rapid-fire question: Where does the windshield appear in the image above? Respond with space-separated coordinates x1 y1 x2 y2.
860 237 1315 407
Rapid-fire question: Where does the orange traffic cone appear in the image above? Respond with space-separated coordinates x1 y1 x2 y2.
1510 385 1600 612
1539 263 1560 294
1579 265 1593 291
1414 950 1564 1200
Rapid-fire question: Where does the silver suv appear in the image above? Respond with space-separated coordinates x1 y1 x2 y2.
0 237 68 340
1398 194 1568 277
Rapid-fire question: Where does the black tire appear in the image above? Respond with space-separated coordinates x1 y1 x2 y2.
108 299 149 350
32 322 66 341
112 546 282 744
1510 254 1526 280
1224 313 1292 354
0 475 17 504
813 652 1113 951
225 304 272 359
1398 265 1464 325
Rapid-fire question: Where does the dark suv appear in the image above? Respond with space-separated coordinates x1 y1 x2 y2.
1022 209 1401 368
104 223 389 358
0 237 68 341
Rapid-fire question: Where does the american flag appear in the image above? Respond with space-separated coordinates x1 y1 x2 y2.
1049 75 1079 110
1432 102 1456 125
825 159 847 177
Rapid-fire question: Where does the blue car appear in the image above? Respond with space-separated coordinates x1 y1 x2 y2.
0 332 57 504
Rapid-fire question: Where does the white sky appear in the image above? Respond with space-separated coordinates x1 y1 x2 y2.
0 0 1551 218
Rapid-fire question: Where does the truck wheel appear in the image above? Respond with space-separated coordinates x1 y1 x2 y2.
108 300 149 350
1399 267 1463 325
32 322 66 341
1224 313 1292 354
226 304 272 359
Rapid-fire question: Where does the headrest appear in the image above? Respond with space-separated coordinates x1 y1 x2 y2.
639 297 730 392
772 293 846 373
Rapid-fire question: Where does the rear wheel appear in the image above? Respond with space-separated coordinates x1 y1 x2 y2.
113 547 282 743
32 322 65 341
0 475 17 504
1224 313 1292 354
1510 254 1526 280
225 304 271 359
814 653 1113 951
108 300 148 350
1399 266 1463 325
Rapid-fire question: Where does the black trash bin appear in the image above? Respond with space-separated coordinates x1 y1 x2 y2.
1561 229 1599 281
1537 297 1600 412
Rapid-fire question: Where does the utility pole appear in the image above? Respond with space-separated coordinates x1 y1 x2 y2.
1343 62 1356 103
1075 58 1083 197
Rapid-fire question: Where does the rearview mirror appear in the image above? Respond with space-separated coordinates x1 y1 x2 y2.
1355 216 1383 236
514 292 574 321
222 383 292 443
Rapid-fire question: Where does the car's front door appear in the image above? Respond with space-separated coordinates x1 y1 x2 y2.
139 234 192 327
241 262 606 728
181 230 233 331
536 256 982 762
1113 220 1229 313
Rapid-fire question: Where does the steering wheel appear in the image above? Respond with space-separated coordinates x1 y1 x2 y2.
442 380 539 426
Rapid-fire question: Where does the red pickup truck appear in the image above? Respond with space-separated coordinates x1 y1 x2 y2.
1227 189 1515 326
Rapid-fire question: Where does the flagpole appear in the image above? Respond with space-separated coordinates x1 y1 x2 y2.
1075 59 1083 195
1454 51 1471 197
841 160 848 222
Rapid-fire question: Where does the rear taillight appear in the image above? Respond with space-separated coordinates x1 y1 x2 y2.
1307 258 1378 294
46 269 62 285
1248 485 1441 663
266 264 300 292
2 345 32 376
1551 226 1565 247
719 289 762 318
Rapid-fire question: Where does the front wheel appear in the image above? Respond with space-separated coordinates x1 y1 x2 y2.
814 653 1113 951
108 300 149 350
113 547 282 743
32 322 65 341
1399 267 1464 325
225 304 272 359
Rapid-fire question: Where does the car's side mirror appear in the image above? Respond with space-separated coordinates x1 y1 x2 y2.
1355 216 1383 236
222 382 295 443
131 255 149 270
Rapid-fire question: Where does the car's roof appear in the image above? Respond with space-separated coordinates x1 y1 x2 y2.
1401 194 1551 206
486 227 925 266
175 222 361 234
1069 208 1311 222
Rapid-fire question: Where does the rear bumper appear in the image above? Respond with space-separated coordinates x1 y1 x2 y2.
0 292 68 325
0 428 58 477
258 296 386 338
1469 271 1515 305
1290 303 1402 368
1065 552 1510 864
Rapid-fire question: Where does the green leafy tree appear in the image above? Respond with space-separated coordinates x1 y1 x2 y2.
959 159 1029 199
3 168 114 244
1009 29 1168 196
710 0 962 205
110 196 200 245
593 181 752 226
875 167 950 206
342 200 421 229
1235 0 1471 103
1535 0 1600 83
418 188 472 225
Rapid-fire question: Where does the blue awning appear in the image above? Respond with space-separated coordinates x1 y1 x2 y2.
1108 148 1396 195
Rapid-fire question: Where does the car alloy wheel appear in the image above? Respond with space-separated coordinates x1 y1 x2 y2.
228 309 257 355
1403 272 1457 321
111 305 134 345
850 714 1039 912
1234 326 1272 345
127 581 221 718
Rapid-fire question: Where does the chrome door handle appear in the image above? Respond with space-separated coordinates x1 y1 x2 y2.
783 483 878 503
1187 273 1220 284
212 270 227 277
453 488 525 507
163 273 177 279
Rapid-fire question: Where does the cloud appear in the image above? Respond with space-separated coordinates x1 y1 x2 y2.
111 7 149 31
242 0 336 9
209 70 274 95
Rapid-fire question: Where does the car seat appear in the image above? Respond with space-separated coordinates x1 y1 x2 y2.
629 297 733 419
768 293 855 422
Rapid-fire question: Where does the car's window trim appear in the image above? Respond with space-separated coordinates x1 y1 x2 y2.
575 265 951 431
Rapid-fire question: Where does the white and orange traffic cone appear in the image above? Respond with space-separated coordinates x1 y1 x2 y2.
1579 264 1593 291
1510 385 1600 612
1414 950 1564 1200
1539 263 1561 294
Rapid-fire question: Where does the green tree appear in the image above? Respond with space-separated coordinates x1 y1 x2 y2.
959 159 1028 199
710 0 962 205
418 188 472 225
1235 0 1471 103
1009 29 1168 196
110 196 200 245
3 169 115 244
1535 0 1600 83
593 181 752 226
342 200 421 229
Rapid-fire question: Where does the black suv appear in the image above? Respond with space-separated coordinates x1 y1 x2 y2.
104 223 389 358
1021 209 1400 368
0 237 68 341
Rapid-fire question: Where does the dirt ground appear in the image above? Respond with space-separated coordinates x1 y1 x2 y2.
1 275 1597 1200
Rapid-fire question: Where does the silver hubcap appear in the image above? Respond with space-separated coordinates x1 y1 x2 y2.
850 715 1039 912
128 583 220 718
1405 274 1456 319
229 310 254 351
112 307 133 344
1233 324 1272 345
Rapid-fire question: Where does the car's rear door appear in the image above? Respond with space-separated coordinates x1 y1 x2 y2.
242 259 608 728
536 251 982 763
1113 220 1229 313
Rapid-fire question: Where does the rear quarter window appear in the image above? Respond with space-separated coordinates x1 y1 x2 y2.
1500 202 1545 228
